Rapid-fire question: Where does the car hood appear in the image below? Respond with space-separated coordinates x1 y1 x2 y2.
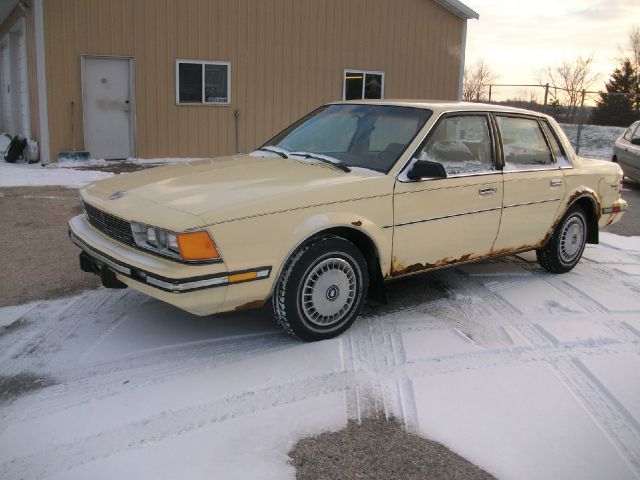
83 154 391 226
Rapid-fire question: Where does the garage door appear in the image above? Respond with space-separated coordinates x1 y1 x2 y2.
16 26 29 138
0 19 30 138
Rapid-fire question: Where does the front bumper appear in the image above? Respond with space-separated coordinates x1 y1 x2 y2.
70 231 247 293
68 215 272 315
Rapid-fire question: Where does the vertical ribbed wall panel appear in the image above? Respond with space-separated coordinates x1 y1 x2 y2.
43 0 462 160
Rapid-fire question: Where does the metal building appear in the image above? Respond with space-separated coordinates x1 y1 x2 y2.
0 0 478 163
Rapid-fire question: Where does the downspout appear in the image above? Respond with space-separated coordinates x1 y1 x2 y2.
234 109 240 153
457 19 467 101
34 0 50 164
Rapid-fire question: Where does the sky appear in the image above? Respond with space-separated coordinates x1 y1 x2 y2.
463 0 639 99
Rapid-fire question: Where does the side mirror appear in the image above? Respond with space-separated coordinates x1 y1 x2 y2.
407 160 447 180
631 138 640 146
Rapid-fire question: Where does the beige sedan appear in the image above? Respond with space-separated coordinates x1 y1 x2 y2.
69 101 627 341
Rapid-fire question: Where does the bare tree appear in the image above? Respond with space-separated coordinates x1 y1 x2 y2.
618 24 640 72
512 88 539 104
630 24 640 72
535 54 599 122
463 59 498 102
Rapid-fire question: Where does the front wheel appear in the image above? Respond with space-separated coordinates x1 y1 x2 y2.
272 236 369 341
536 205 588 274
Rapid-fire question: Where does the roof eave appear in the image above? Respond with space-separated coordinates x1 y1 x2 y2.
433 0 479 20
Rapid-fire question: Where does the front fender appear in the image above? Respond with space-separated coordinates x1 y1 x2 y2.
208 195 393 311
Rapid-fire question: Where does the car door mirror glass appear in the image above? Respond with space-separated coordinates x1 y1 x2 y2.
407 160 447 180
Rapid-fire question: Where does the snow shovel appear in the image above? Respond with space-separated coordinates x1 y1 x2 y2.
57 101 89 163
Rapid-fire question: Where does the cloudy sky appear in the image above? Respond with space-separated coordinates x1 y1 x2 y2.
463 0 638 96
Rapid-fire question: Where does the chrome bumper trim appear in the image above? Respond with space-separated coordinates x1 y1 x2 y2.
69 229 271 294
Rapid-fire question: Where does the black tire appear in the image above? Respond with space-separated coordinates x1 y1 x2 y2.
536 205 588 274
4 135 27 163
273 235 369 341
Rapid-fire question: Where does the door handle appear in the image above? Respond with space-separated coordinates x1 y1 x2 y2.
550 179 563 187
479 187 497 195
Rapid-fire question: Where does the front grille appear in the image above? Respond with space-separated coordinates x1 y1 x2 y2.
84 202 136 248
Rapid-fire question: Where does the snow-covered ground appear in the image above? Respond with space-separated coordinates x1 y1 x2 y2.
1 234 639 479
560 123 625 160
0 162 113 188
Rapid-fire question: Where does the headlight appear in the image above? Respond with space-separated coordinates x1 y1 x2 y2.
130 222 220 262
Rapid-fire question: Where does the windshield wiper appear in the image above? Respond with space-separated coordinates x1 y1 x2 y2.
256 147 288 159
290 152 351 172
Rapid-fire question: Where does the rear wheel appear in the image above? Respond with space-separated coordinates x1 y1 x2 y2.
272 235 369 341
536 205 588 273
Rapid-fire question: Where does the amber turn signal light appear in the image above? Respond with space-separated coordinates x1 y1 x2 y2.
176 231 220 261
228 271 258 283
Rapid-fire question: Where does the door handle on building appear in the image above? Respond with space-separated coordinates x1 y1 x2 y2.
479 187 497 195
550 179 563 187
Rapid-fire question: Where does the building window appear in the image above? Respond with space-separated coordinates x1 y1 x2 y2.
343 70 384 101
176 60 231 105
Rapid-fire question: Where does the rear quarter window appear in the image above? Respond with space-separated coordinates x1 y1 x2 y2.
541 121 571 167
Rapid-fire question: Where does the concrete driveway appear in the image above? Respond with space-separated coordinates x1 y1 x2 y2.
1 232 639 480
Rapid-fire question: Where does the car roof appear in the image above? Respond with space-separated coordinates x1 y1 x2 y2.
330 99 550 118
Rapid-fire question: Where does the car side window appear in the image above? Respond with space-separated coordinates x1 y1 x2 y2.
632 123 640 141
623 122 639 141
497 116 554 171
541 121 571 167
417 115 494 176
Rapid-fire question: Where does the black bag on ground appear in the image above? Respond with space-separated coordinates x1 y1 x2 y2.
4 134 27 163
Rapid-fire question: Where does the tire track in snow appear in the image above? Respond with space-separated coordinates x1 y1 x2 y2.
552 359 640 475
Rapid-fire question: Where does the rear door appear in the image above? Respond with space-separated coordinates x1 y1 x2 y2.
392 113 503 275
491 115 567 252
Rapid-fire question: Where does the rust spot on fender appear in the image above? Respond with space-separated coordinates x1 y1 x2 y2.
234 300 264 311
566 189 602 219
351 220 363 227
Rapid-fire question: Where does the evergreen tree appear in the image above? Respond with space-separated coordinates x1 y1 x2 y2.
591 60 640 126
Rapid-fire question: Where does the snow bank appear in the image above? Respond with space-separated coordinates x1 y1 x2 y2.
0 162 113 188
560 123 625 160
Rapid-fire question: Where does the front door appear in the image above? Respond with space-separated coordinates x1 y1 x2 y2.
82 56 134 159
392 113 503 276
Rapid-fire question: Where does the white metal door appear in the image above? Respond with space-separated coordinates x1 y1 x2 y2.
83 56 134 159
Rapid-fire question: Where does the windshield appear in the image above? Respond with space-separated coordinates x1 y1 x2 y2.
262 104 432 173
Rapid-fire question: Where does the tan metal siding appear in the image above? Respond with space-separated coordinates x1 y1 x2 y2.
44 0 462 161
